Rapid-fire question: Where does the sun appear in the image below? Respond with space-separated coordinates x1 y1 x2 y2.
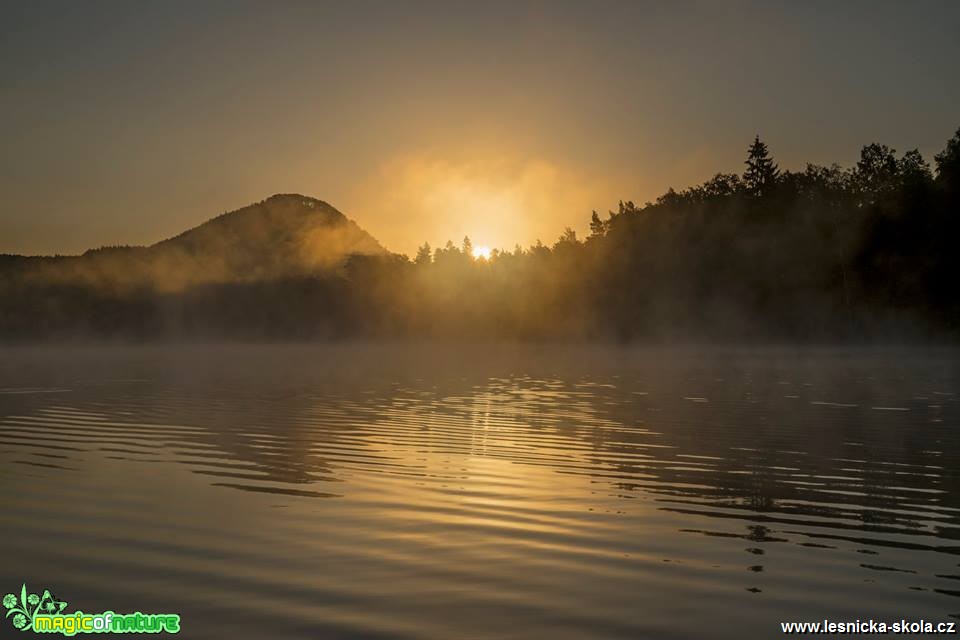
471 245 492 260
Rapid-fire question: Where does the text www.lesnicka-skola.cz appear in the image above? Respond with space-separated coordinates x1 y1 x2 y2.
781 620 956 634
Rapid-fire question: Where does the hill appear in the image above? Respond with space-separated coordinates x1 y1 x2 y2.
1 194 386 292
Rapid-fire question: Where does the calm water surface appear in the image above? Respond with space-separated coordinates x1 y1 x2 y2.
0 345 958 638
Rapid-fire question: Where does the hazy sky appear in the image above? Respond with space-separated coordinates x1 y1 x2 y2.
2 0 958 256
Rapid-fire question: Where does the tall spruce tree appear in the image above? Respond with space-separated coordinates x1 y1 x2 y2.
743 135 780 197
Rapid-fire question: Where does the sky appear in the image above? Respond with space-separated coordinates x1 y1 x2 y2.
2 0 959 257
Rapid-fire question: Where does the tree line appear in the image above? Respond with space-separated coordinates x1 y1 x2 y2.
2 128 959 342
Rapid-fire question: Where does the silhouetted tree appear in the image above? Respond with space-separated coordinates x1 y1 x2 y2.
743 136 780 197
589 211 608 238
898 149 932 184
415 242 432 265
556 227 578 246
853 143 899 206
698 173 742 200
935 127 960 193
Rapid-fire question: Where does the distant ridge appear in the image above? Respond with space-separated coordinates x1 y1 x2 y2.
155 194 381 253
1 194 386 291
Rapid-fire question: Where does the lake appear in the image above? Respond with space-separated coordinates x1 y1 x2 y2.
0 345 958 638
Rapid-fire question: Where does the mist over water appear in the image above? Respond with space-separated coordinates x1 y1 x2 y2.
0 344 957 638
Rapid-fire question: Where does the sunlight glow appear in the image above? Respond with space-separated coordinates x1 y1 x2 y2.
472 245 492 260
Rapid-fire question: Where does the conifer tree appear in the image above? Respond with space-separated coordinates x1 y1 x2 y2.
743 135 780 197
415 242 432 265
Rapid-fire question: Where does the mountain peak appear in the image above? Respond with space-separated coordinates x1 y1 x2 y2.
263 193 329 206
1 196 388 293
145 195 385 287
